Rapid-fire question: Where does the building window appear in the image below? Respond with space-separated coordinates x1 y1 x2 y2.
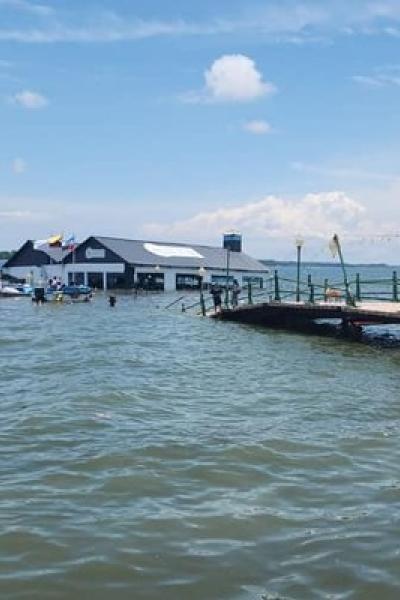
88 272 104 289
211 275 234 286
137 272 164 291
176 274 202 290
107 273 126 289
243 276 263 289
68 272 84 285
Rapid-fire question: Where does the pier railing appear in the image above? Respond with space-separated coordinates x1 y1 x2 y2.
164 270 400 316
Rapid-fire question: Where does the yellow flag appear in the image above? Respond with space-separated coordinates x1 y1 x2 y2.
47 234 63 247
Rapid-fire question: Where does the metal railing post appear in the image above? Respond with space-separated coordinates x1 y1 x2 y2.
393 271 398 302
200 291 206 316
274 270 281 302
307 275 314 303
356 273 361 302
324 278 328 302
248 282 253 305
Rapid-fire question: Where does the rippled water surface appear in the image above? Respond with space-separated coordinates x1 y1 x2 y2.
1 291 400 600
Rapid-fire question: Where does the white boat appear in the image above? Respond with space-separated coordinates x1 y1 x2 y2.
0 285 23 298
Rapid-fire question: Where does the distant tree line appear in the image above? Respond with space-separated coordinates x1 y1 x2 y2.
0 250 15 259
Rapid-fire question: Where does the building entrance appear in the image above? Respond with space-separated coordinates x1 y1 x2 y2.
88 272 104 289
137 273 164 291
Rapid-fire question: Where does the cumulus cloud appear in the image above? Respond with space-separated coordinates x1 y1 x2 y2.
184 54 276 104
12 89 48 109
12 157 26 174
205 55 275 102
143 192 367 241
243 120 272 134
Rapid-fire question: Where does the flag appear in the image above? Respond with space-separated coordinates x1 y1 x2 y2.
48 234 63 247
329 234 339 258
62 234 76 251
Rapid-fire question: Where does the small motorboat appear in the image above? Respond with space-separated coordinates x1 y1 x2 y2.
0 285 23 298
36 284 93 303
15 283 34 296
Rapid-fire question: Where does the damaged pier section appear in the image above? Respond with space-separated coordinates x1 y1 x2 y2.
213 301 400 339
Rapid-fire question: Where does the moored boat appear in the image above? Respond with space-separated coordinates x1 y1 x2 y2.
0 285 23 298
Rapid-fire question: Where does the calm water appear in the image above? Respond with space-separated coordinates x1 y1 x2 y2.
1 271 400 600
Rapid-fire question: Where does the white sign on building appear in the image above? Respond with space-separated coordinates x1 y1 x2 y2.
85 247 106 260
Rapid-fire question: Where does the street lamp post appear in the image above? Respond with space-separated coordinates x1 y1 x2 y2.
225 247 231 308
295 238 304 303
154 264 161 291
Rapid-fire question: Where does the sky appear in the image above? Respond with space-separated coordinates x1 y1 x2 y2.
1 0 400 262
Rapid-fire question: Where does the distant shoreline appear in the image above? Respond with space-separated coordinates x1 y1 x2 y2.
260 260 395 268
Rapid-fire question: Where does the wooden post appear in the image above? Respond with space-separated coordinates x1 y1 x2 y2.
248 282 253 305
331 234 354 306
324 278 329 302
356 273 361 302
393 271 398 302
274 270 280 302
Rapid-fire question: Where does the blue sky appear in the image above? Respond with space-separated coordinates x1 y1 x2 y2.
1 0 400 261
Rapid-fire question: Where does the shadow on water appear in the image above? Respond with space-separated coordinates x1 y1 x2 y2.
223 317 400 350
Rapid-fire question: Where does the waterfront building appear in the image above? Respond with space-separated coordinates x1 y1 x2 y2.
4 235 268 291
2 241 68 283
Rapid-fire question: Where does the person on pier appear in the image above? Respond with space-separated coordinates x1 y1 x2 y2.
231 279 241 308
210 284 222 314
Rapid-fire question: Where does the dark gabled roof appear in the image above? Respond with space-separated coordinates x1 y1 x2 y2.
92 236 268 272
3 241 71 268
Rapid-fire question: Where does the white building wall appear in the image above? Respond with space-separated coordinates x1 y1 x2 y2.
164 270 176 292
4 264 63 284
64 262 125 289
5 262 268 291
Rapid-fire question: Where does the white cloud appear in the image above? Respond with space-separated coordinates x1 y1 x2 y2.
12 157 26 174
2 1 400 44
291 161 400 183
0 210 34 219
243 120 272 134
352 75 385 87
353 65 400 88
12 89 48 109
143 192 367 242
201 55 276 103
0 0 52 16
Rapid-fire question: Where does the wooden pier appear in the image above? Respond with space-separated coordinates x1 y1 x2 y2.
173 257 400 338
213 300 400 333
201 266 400 337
